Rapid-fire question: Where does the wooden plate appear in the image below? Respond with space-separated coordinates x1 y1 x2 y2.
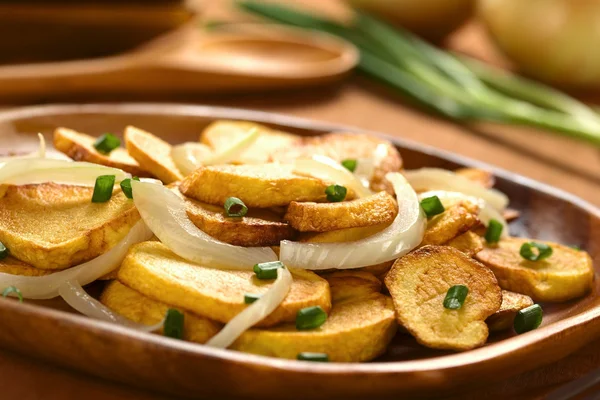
0 104 598 399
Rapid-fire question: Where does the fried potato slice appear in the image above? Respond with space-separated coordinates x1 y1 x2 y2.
475 237 594 302
320 270 382 303
124 126 183 184
0 256 52 276
177 188 296 247
0 183 139 270
445 231 484 257
421 201 480 246
53 128 148 176
486 290 534 332
100 281 221 343
117 241 331 327
180 163 341 208
385 245 502 350
272 132 403 194
455 168 495 189
283 191 397 232
200 120 302 164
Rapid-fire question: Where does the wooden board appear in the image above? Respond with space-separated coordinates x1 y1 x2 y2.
0 103 597 399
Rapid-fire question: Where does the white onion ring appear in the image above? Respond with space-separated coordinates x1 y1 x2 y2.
280 172 426 270
206 266 292 348
131 180 277 269
171 143 212 176
203 127 260 166
404 168 509 211
353 143 389 189
0 221 152 299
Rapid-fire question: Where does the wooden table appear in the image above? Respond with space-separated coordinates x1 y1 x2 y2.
2 5 600 399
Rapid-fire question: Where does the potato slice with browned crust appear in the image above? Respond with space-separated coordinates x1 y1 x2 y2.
200 120 302 164
176 187 296 246
283 191 397 232
180 163 342 208
0 256 52 277
475 237 594 302
445 231 484 257
455 168 495 189
124 126 183 184
421 201 480 246
486 290 534 332
117 241 331 327
320 270 382 303
385 245 502 351
54 128 149 176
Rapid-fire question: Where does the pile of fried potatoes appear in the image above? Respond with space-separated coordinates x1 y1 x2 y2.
2 121 591 362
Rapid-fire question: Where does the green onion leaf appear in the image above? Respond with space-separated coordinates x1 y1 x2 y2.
163 309 184 339
484 219 504 244
341 159 357 172
514 304 543 334
443 285 469 310
0 242 8 260
91 175 116 203
224 197 248 217
120 176 139 199
93 133 121 155
520 242 553 261
244 293 261 304
420 195 445 218
296 306 327 330
297 352 329 362
2 286 23 303
325 184 347 202
253 261 284 280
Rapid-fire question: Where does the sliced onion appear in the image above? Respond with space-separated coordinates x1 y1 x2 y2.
171 143 213 176
0 221 152 299
404 168 509 211
419 190 509 238
206 267 292 348
0 158 130 186
353 143 389 189
203 127 260 166
292 155 372 198
131 180 277 269
280 172 426 270
58 280 164 332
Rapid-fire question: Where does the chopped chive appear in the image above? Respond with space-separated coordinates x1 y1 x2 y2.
296 306 327 330
224 197 248 217
420 195 445 218
244 293 261 304
443 285 469 310
514 304 543 334
341 159 357 172
2 286 23 303
520 242 553 261
253 261 284 280
325 184 347 202
163 309 184 339
91 175 115 203
484 219 504 244
93 133 121 154
570 245 581 251
0 242 8 260
120 176 139 199
297 352 329 362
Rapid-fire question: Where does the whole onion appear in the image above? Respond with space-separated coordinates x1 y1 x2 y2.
479 0 600 88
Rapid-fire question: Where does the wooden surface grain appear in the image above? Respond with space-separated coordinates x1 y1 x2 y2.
1 1 600 399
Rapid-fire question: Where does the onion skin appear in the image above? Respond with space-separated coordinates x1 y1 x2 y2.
347 0 476 42
479 0 600 88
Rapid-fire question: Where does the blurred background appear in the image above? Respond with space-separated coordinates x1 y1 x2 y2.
0 0 598 208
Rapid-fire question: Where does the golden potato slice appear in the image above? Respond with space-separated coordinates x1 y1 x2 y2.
486 290 534 332
180 163 340 208
475 237 594 302
200 120 302 164
283 191 397 232
320 270 381 303
117 241 331 327
455 168 495 189
100 281 221 343
0 183 139 270
124 126 183 184
504 208 520 222
272 132 402 194
421 201 480 246
53 128 148 176
445 231 484 257
0 256 52 277
385 245 502 350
